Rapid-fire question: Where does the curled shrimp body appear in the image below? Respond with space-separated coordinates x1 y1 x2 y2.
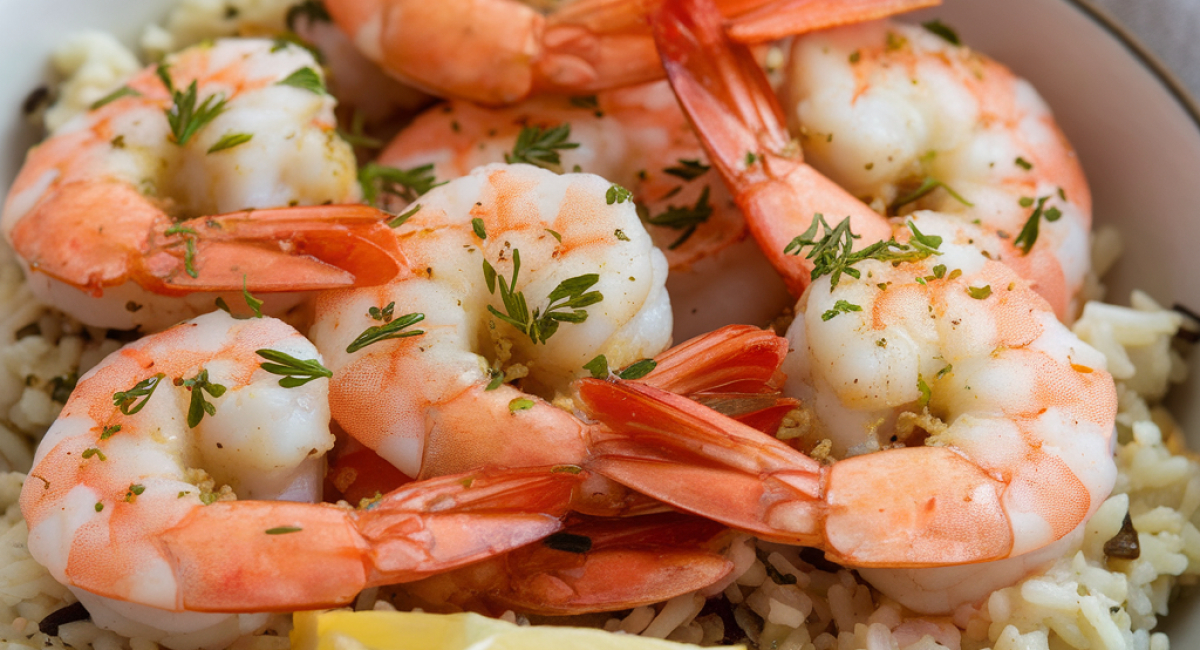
311 163 672 487
575 0 1118 615
374 81 791 340
2 38 400 332
581 216 1118 568
780 20 1090 320
325 0 937 105
20 311 581 648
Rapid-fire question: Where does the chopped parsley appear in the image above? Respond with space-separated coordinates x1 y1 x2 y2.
890 176 973 213
207 132 253 154
509 397 535 413
369 302 395 322
917 375 932 407
388 204 421 229
821 299 862 321
583 355 657 380
784 215 942 289
100 425 121 440
216 276 264 318
82 448 107 461
1014 156 1033 170
112 373 165 415
644 185 713 249
124 484 145 503
181 369 226 428
256 349 334 387
472 217 487 239
505 124 579 171
159 65 227 146
265 526 303 535
358 163 440 207
90 85 140 111
345 312 426 353
606 184 633 205
483 249 602 345
1012 195 1063 254
967 285 992 299
922 19 961 45
663 159 710 181
277 67 326 95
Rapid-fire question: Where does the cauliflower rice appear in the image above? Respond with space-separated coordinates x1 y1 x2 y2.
3 4 1200 650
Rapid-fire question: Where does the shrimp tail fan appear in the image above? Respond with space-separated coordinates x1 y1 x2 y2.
726 0 941 43
579 378 825 546
148 205 403 293
356 466 583 584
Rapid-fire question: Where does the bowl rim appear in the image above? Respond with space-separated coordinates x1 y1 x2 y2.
1066 0 1200 129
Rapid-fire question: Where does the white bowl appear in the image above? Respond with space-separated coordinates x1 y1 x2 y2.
2 0 1198 644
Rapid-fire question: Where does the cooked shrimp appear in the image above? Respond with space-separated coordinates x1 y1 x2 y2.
397 512 736 616
372 81 791 340
20 311 581 647
780 20 1091 320
310 168 798 511
574 0 1118 614
325 0 938 105
2 38 401 332
581 217 1118 566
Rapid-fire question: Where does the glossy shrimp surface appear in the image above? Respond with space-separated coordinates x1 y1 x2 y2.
575 0 1119 615
374 81 792 339
781 20 1091 320
2 38 400 331
20 311 580 647
311 163 672 484
325 0 938 105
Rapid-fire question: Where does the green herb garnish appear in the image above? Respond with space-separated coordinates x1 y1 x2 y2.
112 373 165 415
181 369 227 428
483 249 602 345
277 66 326 95
369 302 395 322
160 66 227 146
358 163 439 206
90 85 140 111
922 19 960 45
256 349 334 387
644 185 713 249
472 218 487 239
1012 195 1062 254
663 159 710 181
266 526 303 535
821 299 862 321
967 285 992 299
606 184 633 205
505 124 579 171
509 397 535 412
890 176 973 213
345 312 426 353
784 215 942 289
207 132 253 154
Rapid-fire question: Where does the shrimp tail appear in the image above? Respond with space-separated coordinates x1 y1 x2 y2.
634 324 800 433
149 205 403 293
406 512 735 616
725 0 941 43
652 0 892 295
159 466 582 612
359 466 584 584
579 378 825 546
640 324 789 395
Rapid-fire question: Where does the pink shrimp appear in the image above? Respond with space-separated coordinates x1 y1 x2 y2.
20 310 581 645
2 38 400 331
397 512 737 616
324 0 939 105
568 0 1119 614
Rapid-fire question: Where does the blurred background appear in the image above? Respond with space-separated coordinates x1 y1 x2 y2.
1089 0 1200 99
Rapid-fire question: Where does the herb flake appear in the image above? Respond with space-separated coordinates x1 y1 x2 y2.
256 349 333 387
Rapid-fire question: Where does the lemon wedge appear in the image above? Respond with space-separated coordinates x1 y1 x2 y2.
292 610 746 650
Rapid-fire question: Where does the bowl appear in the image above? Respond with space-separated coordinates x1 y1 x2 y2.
2 0 1198 644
